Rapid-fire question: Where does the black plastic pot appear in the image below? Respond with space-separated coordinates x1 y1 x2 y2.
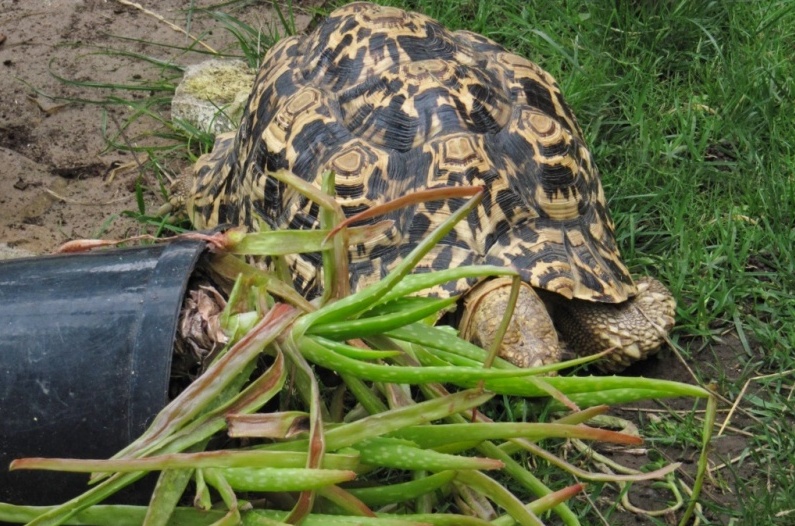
0 240 206 505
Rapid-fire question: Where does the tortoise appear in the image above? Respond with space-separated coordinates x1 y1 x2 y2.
181 2 676 372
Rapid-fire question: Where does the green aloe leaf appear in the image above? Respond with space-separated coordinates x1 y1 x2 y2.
227 221 393 256
259 389 495 454
490 484 586 526
386 323 516 369
247 509 460 525
479 375 710 404
306 296 458 339
0 503 225 526
352 437 503 472
391 422 641 449
143 468 193 526
114 305 298 460
455 470 543 526
312 337 402 360
298 335 540 384
291 191 484 332
212 467 356 492
12 450 359 473
345 471 457 507
372 265 516 306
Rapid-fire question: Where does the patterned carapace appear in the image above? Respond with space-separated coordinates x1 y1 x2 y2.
186 2 638 303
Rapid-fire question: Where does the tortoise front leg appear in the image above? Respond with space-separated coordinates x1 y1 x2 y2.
459 277 562 368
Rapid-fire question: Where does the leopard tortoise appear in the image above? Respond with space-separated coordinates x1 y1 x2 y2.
182 2 676 372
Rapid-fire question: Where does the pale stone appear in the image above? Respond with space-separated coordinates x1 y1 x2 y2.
171 59 255 134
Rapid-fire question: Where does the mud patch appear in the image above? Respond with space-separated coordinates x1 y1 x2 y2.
50 163 107 180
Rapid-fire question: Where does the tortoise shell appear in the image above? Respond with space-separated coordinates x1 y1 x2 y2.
186 1 637 303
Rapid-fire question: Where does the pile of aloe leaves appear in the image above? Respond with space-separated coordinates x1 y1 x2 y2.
0 173 714 526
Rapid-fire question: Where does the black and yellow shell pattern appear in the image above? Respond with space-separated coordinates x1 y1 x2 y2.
187 2 638 303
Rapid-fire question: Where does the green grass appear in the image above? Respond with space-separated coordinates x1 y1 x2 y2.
378 0 795 339
408 1 795 523
329 1 795 523
13 0 795 524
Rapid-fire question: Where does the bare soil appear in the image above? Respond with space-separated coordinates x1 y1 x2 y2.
600 336 755 525
0 0 315 257
0 1 754 524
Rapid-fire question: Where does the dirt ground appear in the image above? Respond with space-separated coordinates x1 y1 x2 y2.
0 1 753 523
0 0 316 258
